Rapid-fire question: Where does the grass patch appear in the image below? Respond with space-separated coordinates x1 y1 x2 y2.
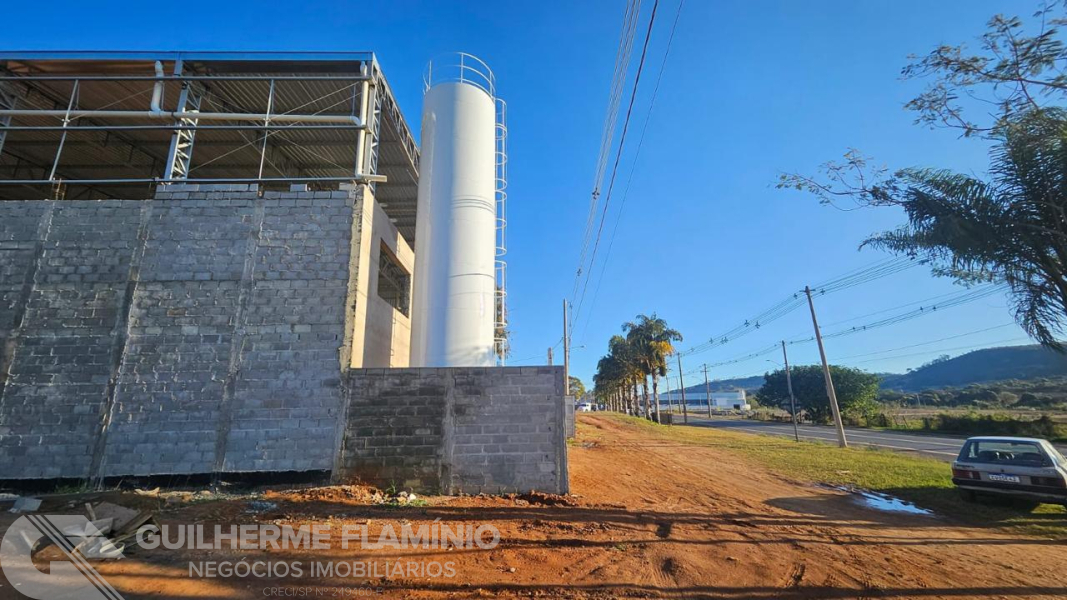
855 411 1067 442
588 414 1067 538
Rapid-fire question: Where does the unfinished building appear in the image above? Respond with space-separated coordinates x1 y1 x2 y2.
0 52 567 494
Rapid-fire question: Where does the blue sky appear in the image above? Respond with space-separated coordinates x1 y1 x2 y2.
5 0 1039 385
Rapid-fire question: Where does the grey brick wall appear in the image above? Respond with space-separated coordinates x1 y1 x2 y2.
0 185 360 480
1 201 142 478
0 188 571 495
341 366 569 495
564 396 576 439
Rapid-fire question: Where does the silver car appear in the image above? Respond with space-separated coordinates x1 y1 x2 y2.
952 436 1067 508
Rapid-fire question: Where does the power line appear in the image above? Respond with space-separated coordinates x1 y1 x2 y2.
571 0 662 334
580 0 686 343
679 257 923 358
681 295 806 356
818 287 986 329
831 323 1017 361
812 256 920 294
572 0 643 310
812 286 1007 342
680 289 1010 378
673 335 1033 390
592 0 642 195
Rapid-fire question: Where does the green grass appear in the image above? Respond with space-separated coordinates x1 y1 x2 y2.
589 414 1067 538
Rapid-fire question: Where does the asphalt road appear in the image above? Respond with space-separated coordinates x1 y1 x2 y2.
681 416 1067 461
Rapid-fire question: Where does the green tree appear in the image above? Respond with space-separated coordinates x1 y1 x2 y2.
779 3 1067 351
902 3 1067 138
593 335 643 415
622 313 683 422
758 366 881 424
568 376 586 398
592 314 683 419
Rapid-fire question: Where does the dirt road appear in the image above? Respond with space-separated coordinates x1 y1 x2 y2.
3 414 1066 599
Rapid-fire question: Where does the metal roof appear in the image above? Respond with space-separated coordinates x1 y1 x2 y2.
0 51 420 240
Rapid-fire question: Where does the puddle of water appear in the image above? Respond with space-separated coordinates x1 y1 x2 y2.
821 484 933 516
854 490 932 515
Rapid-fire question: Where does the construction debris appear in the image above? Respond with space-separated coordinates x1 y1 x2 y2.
245 500 279 514
40 501 164 560
8 497 42 513
92 502 144 532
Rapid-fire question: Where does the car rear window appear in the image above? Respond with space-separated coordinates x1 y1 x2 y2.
959 440 1048 467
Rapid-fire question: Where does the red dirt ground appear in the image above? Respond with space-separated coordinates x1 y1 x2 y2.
2 414 1067 599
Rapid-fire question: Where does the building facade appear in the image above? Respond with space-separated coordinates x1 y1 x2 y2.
0 53 565 493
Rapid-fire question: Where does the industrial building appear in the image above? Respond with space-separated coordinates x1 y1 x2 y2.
0 52 567 494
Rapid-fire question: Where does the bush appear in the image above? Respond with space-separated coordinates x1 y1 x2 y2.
920 413 1064 439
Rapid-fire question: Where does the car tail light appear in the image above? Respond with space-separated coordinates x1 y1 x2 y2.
1031 475 1066 488
952 468 980 480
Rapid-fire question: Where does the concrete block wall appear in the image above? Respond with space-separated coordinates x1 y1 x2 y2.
1 201 143 478
0 185 361 480
0 187 572 495
340 366 569 495
564 396 576 439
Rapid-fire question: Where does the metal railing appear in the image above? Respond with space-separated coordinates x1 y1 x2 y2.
0 54 421 196
494 98 509 364
423 52 495 97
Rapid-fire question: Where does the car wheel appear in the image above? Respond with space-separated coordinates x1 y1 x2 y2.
1014 499 1041 512
957 489 977 503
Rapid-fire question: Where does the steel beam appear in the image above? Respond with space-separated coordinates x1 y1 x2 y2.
0 81 16 157
48 80 79 181
0 175 387 185
163 60 204 181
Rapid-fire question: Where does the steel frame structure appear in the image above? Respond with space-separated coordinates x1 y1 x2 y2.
0 51 420 237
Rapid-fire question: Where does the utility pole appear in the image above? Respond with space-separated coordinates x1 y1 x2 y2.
703 364 712 418
804 286 848 448
547 347 553 366
677 353 688 424
781 340 800 442
563 299 570 397
663 362 674 421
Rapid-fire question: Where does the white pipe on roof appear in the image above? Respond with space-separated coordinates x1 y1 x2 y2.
150 61 165 113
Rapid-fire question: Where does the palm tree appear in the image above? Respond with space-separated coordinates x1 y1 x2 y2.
623 313 682 423
607 334 642 415
593 337 638 413
592 315 682 419
784 109 1067 351
593 356 622 411
623 320 653 419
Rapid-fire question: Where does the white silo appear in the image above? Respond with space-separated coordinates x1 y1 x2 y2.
410 54 499 367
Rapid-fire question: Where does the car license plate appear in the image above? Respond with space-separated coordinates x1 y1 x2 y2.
987 474 1021 483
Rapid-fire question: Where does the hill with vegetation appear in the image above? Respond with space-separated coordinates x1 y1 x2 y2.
880 345 1067 391
677 345 1067 399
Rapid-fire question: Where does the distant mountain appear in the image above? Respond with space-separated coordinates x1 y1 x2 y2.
880 344 1067 391
670 344 1067 396
669 375 765 396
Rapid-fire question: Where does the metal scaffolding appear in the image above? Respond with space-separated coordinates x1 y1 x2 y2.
0 51 421 239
